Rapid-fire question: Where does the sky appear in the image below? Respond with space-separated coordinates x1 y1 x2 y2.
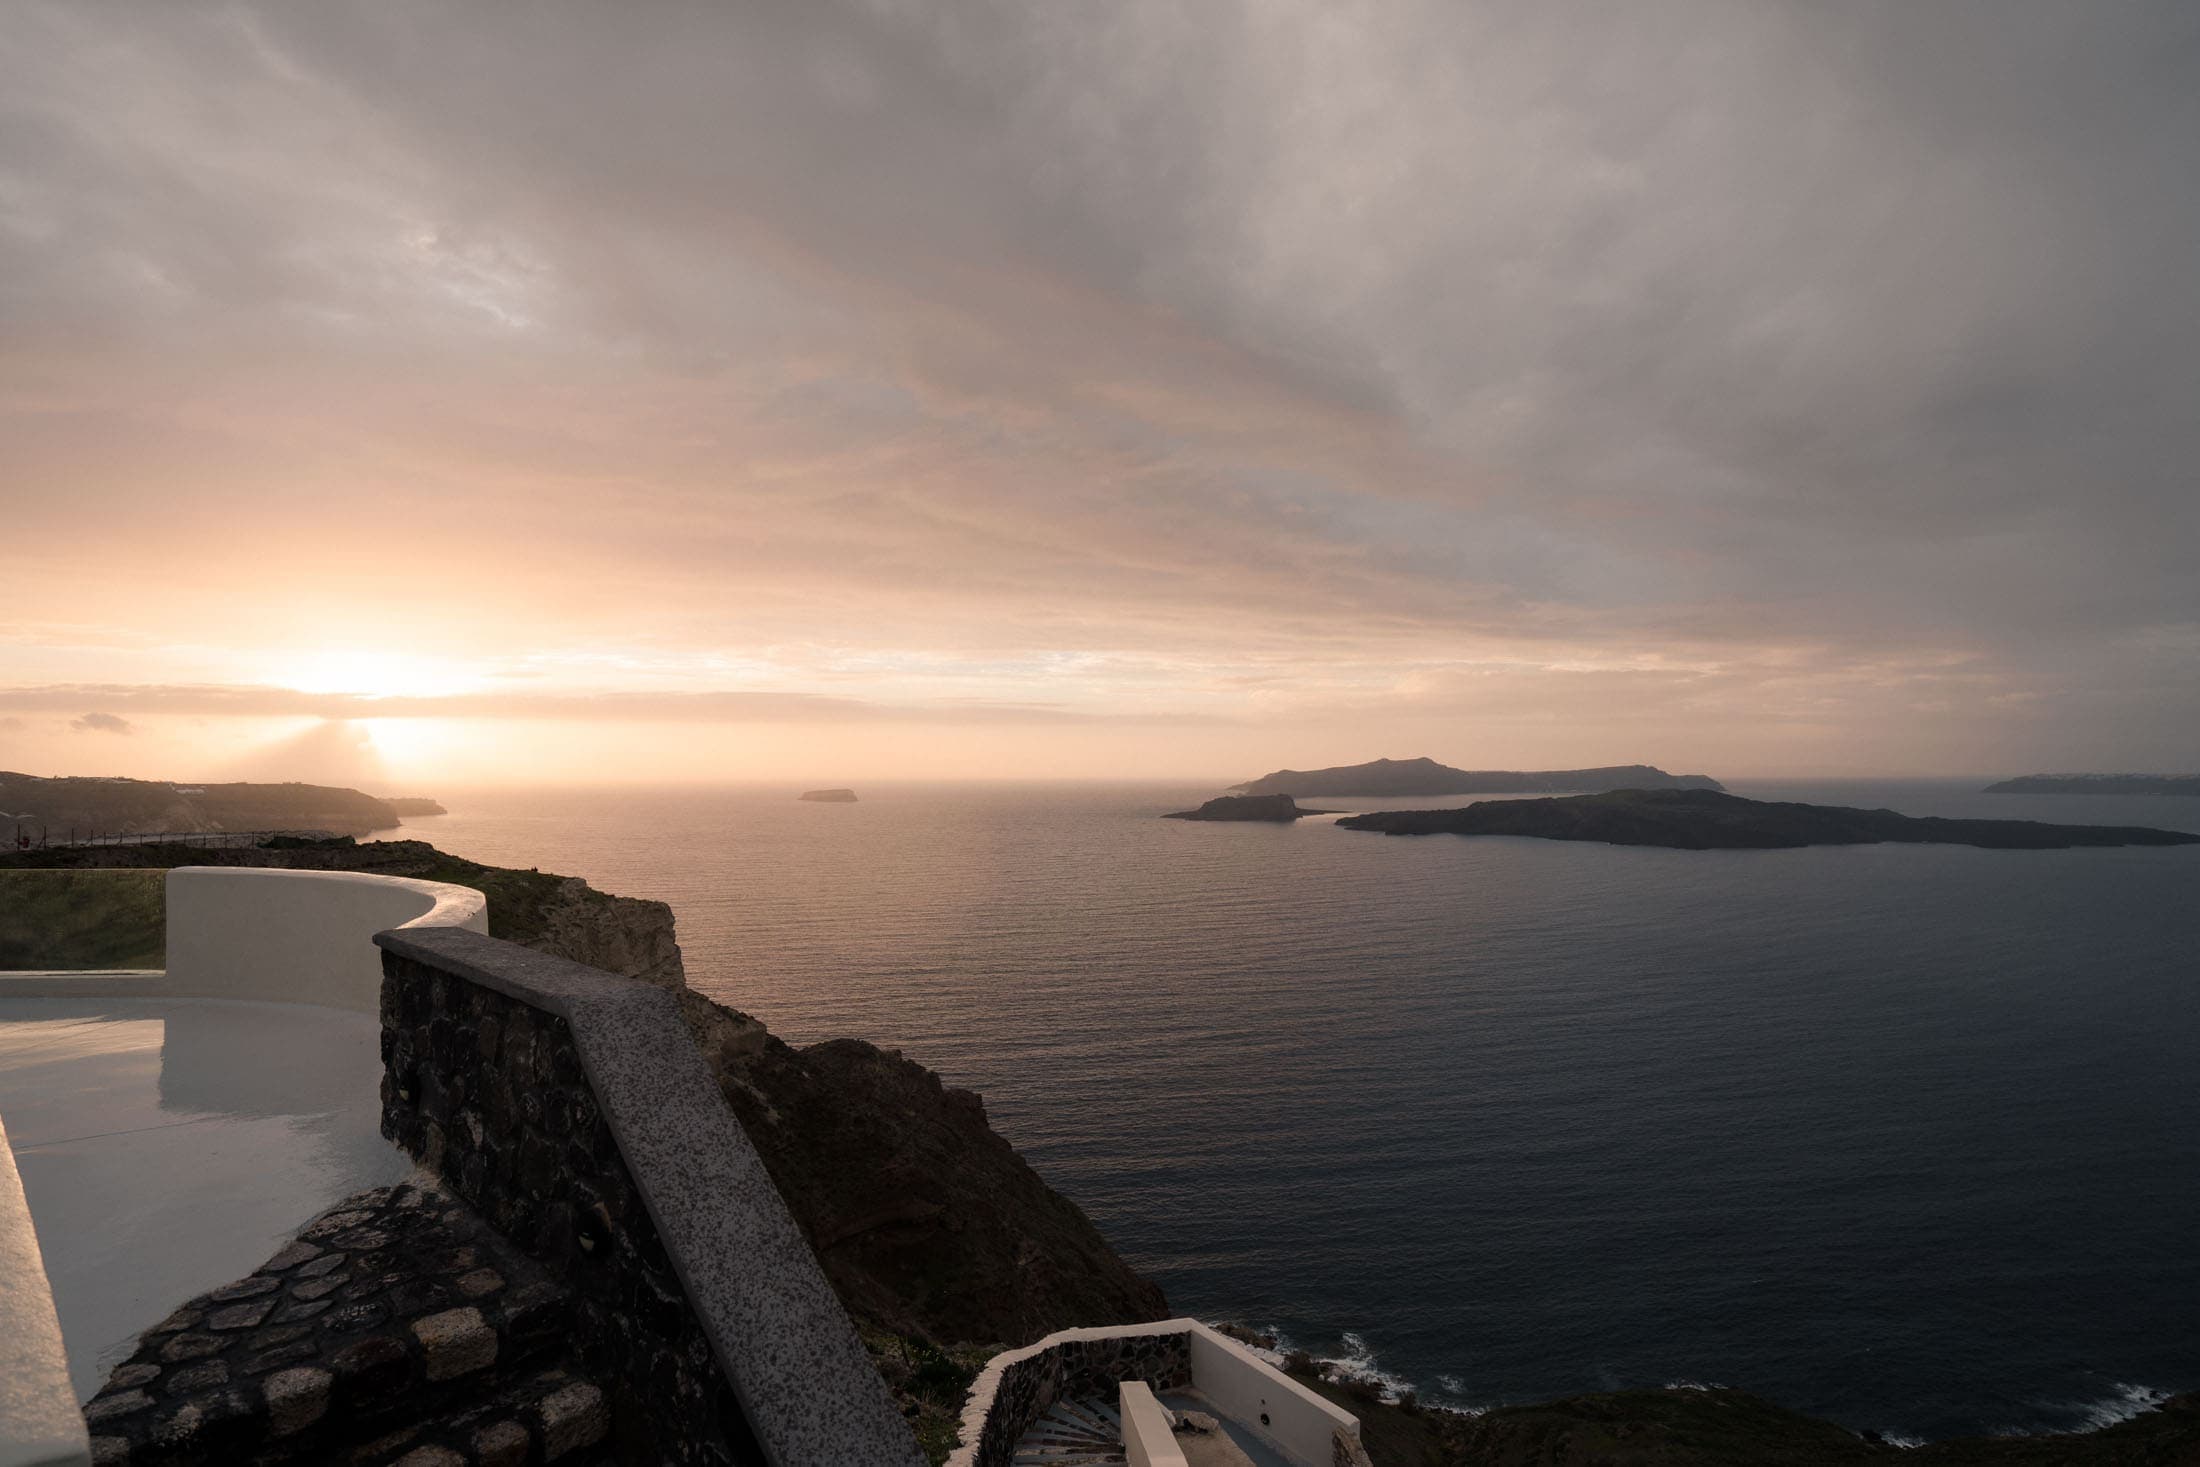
3 1 2197 786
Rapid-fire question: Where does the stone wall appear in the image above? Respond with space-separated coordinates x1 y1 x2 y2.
375 926 922 1467
954 1326 1192 1467
380 951 757 1467
81 1180 609 1466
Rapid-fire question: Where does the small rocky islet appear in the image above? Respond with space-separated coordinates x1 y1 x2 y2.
1164 794 1334 821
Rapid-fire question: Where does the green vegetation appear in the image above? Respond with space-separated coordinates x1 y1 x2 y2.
0 868 165 970
859 1326 991 1465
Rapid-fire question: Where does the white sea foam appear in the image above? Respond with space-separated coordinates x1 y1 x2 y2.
1220 1321 1486 1413
1318 1330 1422 1403
1662 1379 1726 1392
2069 1382 2170 1431
1881 1434 1924 1449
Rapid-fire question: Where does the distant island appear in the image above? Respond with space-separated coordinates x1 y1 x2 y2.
1232 756 1724 797
383 796 448 816
1337 788 2200 850
1164 794 1333 822
1984 773 2200 796
798 788 858 803
0 771 401 838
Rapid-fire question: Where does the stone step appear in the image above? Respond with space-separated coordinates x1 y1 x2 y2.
84 1180 589 1465
313 1363 612 1467
1013 1397 1126 1466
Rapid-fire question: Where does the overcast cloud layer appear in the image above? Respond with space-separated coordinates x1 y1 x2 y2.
3 1 2196 780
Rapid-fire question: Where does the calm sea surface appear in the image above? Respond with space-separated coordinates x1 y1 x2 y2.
400 778 2199 1442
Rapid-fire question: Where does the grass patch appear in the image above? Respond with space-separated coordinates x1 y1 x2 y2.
0 868 165 969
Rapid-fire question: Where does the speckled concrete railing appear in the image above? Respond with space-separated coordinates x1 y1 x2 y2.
375 924 924 1467
948 1320 1363 1467
0 1112 92 1467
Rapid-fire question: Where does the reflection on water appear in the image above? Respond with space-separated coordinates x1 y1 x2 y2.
0 997 408 1398
403 780 2200 1440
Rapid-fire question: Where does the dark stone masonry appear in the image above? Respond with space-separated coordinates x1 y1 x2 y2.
378 949 766 1467
81 1180 609 1466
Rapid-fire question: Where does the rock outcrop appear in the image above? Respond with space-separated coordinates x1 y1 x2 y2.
383 796 449 816
676 996 1169 1350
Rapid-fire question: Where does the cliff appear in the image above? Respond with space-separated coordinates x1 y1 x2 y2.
0 771 400 836
1232 757 1725 797
1164 794 1332 821
1338 788 2200 850
1984 774 2200 795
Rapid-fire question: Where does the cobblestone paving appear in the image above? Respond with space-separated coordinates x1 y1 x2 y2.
83 1179 611 1466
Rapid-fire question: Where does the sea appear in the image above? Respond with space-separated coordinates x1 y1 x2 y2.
394 777 2200 1443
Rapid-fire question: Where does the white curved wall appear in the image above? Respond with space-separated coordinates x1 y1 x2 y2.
0 1115 89 1467
163 868 487 1011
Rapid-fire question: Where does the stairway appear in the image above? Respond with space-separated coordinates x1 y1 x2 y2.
1014 1396 1127 1466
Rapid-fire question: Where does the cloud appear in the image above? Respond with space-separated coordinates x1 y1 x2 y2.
4 683 1215 727
0 2 2194 769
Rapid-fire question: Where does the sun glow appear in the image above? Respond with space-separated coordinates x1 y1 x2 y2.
275 650 479 700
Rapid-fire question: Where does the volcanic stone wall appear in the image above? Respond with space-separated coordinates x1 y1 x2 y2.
380 950 764 1466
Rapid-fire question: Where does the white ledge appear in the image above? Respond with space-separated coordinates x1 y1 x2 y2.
0 1114 91 1467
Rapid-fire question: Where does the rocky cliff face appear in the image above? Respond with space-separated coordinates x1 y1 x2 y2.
675 993 1168 1349
522 874 687 988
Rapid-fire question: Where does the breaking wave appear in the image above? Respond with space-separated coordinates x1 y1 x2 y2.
2067 1382 2171 1432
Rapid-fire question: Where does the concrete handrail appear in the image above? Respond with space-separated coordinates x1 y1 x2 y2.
1120 1381 1188 1467
0 1114 91 1467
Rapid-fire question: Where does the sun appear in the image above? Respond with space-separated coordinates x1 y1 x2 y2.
278 650 476 700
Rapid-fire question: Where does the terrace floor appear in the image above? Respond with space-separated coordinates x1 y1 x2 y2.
0 994 408 1398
